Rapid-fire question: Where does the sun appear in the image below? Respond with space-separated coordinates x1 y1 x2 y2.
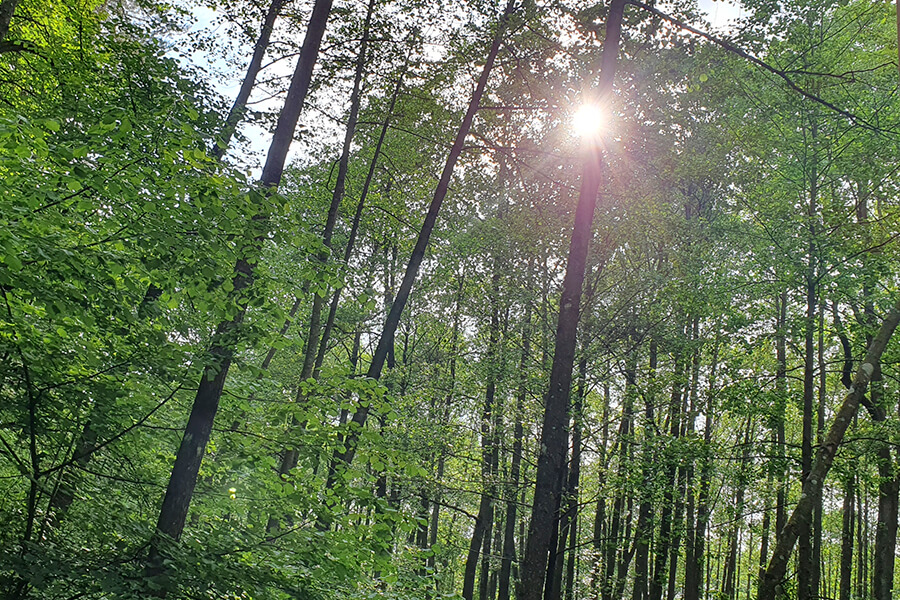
572 103 606 138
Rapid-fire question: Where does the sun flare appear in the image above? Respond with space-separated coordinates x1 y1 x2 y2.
572 103 605 138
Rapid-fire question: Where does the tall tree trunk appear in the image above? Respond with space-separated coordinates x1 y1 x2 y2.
723 419 752 600
41 0 286 533
602 353 636 600
314 65 407 374
775 291 788 536
148 0 334 574
499 286 532 600
759 299 900 599
464 268 503 600
872 443 898 600
633 341 658 600
268 0 377 511
590 376 610 600
840 472 855 600
684 410 713 600
427 276 464 593
520 1 626 596
0 0 19 46
211 0 286 159
652 345 684 600
324 1 516 488
563 359 587 600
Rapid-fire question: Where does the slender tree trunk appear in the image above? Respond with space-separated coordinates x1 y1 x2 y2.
324 1 516 489
590 377 610 600
652 346 683 600
520 1 626 596
872 443 898 600
40 0 286 534
775 291 788 536
633 341 658 600
211 0 286 159
499 287 532 600
267 0 377 511
840 472 854 600
758 299 900 599
563 359 586 600
723 419 751 600
603 354 636 600
147 0 334 576
684 412 713 600
684 335 711 600
314 66 407 374
464 268 503 600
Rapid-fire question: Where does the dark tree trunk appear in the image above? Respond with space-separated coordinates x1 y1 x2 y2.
148 0 334 573
840 473 854 600
520 2 626 596
759 300 900 599
684 414 712 600
633 341 658 600
324 1 516 486
873 443 898 600
0 0 19 46
603 355 636 600
590 377 610 600
211 0 286 159
499 289 532 600
651 346 683 600
723 419 751 600
314 65 407 375
268 0 377 510
563 359 587 600
686 338 717 600
775 291 788 536
464 268 503 600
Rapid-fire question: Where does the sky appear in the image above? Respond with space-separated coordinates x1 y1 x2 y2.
181 0 747 173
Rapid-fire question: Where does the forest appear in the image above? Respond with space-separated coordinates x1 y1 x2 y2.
1 0 899 598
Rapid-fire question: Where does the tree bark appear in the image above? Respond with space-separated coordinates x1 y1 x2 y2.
0 0 19 46
267 0 377 510
839 472 854 600
520 1 626 596
314 65 407 375
651 345 683 600
465 266 502 600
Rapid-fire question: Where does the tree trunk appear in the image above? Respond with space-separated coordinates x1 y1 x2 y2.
839 472 854 600
464 268 503 600
268 0 377 514
775 291 788 536
314 65 407 375
633 341 658 600
590 377 610 600
758 299 900 599
563 359 587 600
499 289 532 600
872 443 898 600
147 0 334 575
651 345 684 600
0 0 19 46
324 1 516 487
723 419 751 600
520 1 626 596
211 0 286 159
